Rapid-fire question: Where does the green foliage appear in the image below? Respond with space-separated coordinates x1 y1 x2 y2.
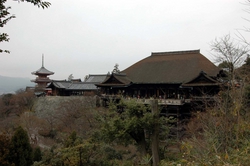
101 144 123 160
244 84 250 104
179 93 250 165
19 0 51 9
33 147 42 162
244 56 250 66
0 0 14 53
96 99 172 158
238 56 250 83
36 140 123 166
0 132 12 166
218 60 234 70
96 100 151 152
140 154 152 165
64 131 82 148
9 126 33 166
1 93 13 106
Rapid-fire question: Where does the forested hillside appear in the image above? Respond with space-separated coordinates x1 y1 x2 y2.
0 54 250 165
1 0 250 165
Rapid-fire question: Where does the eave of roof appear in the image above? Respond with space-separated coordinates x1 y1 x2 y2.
32 66 54 75
181 83 222 87
47 81 71 89
85 74 107 83
96 83 131 87
47 81 99 90
181 71 222 87
99 73 132 85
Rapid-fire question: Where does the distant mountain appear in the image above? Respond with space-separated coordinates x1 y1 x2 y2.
0 75 35 94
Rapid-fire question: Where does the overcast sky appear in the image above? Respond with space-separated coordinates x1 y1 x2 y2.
1 0 250 80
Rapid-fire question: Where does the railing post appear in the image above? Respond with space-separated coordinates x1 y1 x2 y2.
150 99 160 166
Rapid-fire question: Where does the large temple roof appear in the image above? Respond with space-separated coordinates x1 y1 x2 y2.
122 50 221 84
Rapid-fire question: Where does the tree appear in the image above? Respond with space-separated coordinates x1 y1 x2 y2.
0 91 35 118
178 34 250 165
84 75 89 82
13 89 36 114
0 0 15 53
96 99 171 163
0 133 11 166
211 34 249 81
211 34 250 146
112 63 120 73
0 93 15 117
68 74 74 81
238 56 250 81
218 60 233 70
64 131 80 148
55 97 97 136
9 126 33 166
0 0 51 53
97 99 150 156
33 147 42 162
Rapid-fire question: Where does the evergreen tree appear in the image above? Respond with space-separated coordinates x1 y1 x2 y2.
0 133 11 166
97 99 172 159
9 126 33 166
33 147 42 162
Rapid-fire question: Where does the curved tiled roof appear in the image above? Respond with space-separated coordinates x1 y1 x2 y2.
85 74 107 83
47 80 100 90
97 73 132 87
182 71 221 87
32 66 54 75
67 82 98 90
122 50 220 84
48 81 71 89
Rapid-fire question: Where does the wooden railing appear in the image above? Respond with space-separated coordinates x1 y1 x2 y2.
100 95 218 106
134 98 185 105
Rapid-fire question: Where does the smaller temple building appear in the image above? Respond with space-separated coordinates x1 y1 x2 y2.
47 74 107 96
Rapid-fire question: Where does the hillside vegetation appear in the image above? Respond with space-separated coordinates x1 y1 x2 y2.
0 56 250 165
1 43 250 165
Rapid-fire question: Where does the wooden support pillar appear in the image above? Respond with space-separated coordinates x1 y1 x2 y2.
177 106 179 140
151 99 159 166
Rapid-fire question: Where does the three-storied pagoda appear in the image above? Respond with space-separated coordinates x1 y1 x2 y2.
31 56 54 95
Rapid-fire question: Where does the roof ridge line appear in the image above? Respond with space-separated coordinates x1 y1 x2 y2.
151 49 200 56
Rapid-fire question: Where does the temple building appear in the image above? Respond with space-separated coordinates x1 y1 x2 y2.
97 50 224 111
96 50 225 138
47 74 107 96
97 50 222 97
31 56 54 95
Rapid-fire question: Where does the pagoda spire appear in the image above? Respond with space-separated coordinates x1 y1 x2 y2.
42 54 44 67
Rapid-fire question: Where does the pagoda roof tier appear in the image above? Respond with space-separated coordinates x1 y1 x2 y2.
31 78 52 83
32 66 54 75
